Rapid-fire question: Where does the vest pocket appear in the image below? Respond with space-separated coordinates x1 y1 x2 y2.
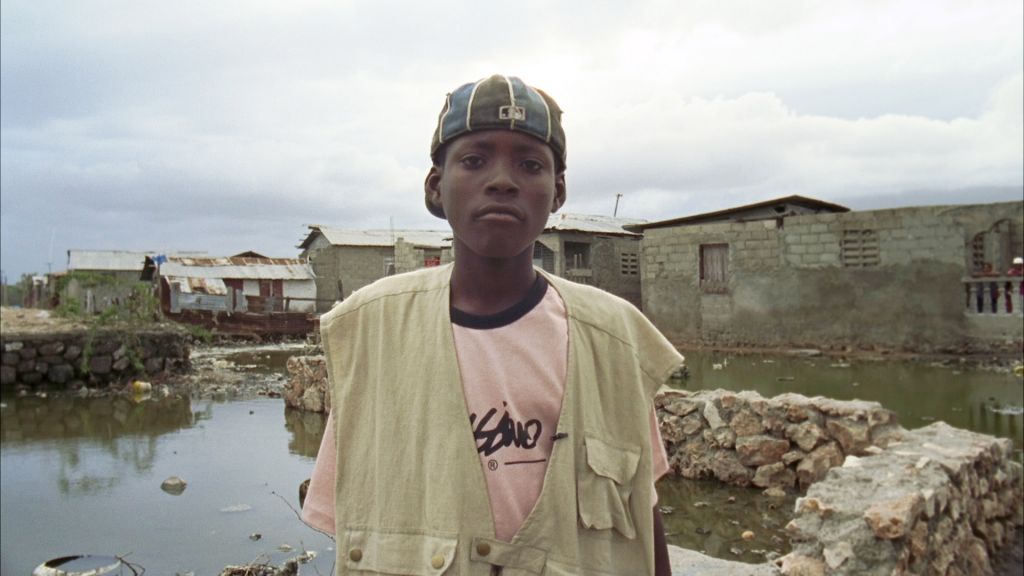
343 528 457 574
577 436 641 540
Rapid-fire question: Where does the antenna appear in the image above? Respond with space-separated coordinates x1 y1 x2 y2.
613 194 623 217
47 228 56 275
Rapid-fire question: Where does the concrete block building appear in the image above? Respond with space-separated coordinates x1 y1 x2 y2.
537 213 646 307
297 227 453 312
630 196 1023 354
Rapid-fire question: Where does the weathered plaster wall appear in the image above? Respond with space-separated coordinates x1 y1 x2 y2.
0 328 190 389
281 279 317 312
641 202 1024 353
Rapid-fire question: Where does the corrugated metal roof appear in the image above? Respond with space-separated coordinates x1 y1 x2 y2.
67 250 208 271
67 250 152 271
544 213 645 236
306 226 452 248
627 195 850 230
159 257 315 281
164 275 228 295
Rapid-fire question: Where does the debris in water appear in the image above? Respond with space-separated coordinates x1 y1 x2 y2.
249 533 262 541
742 530 755 540
278 544 294 553
695 527 711 535
658 505 675 515
32 555 123 576
161 476 187 495
727 496 737 504
776 376 795 382
830 363 851 368
220 504 253 513
712 363 724 370
693 501 710 508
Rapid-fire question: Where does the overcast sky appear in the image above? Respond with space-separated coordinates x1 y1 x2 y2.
2 0 1022 280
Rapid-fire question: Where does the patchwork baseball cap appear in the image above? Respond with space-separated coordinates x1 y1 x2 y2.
430 74 566 170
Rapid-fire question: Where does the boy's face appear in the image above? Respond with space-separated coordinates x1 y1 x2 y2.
425 130 566 261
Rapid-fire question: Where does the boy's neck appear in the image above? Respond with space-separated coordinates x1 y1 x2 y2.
450 246 537 316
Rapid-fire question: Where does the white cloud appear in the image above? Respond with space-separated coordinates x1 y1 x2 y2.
1 0 1021 278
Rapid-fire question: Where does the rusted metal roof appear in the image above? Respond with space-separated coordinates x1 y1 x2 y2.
158 257 315 281
544 213 645 236
299 225 452 249
163 275 228 295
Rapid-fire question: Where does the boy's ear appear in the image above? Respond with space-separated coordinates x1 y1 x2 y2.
424 166 446 219
551 172 567 213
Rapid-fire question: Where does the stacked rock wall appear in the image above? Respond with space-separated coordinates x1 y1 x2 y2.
283 355 330 413
658 389 1023 575
780 422 1022 575
0 329 190 389
657 389 903 490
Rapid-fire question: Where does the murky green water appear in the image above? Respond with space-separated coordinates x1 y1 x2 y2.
1 346 1021 573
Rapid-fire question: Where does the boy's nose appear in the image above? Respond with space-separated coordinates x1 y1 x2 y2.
484 162 519 195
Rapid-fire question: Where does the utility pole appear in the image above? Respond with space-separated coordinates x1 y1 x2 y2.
613 193 623 217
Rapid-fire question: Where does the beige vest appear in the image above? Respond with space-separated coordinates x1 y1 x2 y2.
321 265 683 575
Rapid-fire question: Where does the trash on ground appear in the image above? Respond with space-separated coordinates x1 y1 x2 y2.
161 476 187 495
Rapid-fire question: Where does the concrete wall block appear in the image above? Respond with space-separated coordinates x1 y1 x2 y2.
810 223 829 233
791 244 808 254
818 253 840 266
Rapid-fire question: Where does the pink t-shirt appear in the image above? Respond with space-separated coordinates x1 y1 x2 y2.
302 278 669 540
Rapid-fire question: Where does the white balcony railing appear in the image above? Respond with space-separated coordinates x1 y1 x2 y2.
963 276 1024 316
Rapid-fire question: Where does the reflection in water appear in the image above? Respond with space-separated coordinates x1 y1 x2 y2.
2 394 194 442
283 406 327 458
2 394 194 498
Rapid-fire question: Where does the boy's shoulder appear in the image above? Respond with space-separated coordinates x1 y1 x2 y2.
320 264 451 326
544 273 649 330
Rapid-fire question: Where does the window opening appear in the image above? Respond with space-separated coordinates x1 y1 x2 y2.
841 229 880 267
699 244 729 293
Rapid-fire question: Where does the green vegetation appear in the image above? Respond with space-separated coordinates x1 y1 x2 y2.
185 324 214 344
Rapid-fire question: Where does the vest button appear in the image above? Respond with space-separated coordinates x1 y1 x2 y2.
430 553 445 569
349 548 363 562
476 542 491 556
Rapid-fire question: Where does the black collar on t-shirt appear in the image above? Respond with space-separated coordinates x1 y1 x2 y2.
450 274 549 330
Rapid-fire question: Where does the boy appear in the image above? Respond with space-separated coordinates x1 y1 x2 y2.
302 74 683 575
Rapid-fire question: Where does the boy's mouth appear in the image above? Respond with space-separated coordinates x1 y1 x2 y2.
474 205 524 222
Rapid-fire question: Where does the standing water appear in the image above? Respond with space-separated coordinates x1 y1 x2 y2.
1 345 1021 573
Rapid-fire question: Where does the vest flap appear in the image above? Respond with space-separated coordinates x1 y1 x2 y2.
344 528 457 574
585 437 640 485
469 537 547 573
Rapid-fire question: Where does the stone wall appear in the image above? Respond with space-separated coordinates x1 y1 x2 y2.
641 201 1024 353
780 422 1022 575
657 389 1023 575
0 328 190 389
283 355 330 413
657 389 902 490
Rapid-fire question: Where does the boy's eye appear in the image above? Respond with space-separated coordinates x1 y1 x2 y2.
521 159 544 173
459 155 485 169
